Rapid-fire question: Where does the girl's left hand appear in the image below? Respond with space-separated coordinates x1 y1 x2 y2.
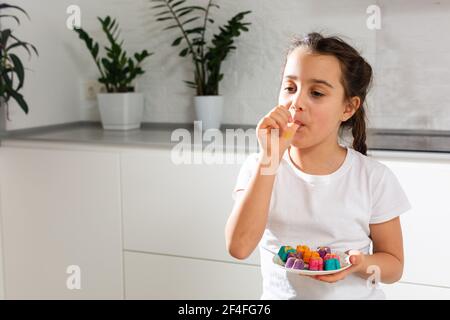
310 250 365 283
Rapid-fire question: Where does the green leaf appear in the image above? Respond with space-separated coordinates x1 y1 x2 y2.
181 16 200 25
155 10 171 17
171 0 186 9
151 4 167 9
0 4 29 19
9 90 29 114
156 16 174 21
0 14 20 25
9 54 25 89
163 24 179 30
171 36 183 46
179 48 189 57
185 27 203 34
177 8 193 18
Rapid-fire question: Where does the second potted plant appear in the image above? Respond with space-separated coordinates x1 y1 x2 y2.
74 16 153 130
152 0 251 130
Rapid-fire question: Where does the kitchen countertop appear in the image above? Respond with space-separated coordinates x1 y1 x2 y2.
1 121 450 154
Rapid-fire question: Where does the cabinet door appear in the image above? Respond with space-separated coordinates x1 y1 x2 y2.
121 148 260 265
382 282 450 300
124 251 262 299
373 153 450 287
0 146 123 299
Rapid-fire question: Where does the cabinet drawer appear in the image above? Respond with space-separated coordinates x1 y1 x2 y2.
124 251 262 299
121 148 259 265
0 147 123 299
375 155 450 287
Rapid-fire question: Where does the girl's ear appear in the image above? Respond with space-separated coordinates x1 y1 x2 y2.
342 96 361 121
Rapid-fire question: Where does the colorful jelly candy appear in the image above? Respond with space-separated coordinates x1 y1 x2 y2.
292 259 305 270
288 251 303 260
309 256 324 271
323 253 340 263
278 244 344 272
317 246 331 258
285 257 297 268
303 250 319 263
296 245 310 255
278 246 296 262
324 258 340 271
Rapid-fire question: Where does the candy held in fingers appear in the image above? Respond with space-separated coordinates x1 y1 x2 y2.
282 130 294 140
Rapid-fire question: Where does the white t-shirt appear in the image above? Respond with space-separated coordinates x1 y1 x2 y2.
231 145 412 300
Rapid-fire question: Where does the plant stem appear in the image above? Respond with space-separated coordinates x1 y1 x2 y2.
199 0 212 95
165 0 203 94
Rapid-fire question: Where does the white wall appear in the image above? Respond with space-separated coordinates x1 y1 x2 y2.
3 0 375 130
374 0 450 130
6 0 448 131
3 0 83 130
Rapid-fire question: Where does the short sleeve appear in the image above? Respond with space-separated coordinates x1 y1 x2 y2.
231 153 260 201
370 164 412 224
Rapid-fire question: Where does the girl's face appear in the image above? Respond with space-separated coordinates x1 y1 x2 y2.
278 46 359 149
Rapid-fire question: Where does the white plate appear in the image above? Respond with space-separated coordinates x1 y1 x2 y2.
272 251 352 276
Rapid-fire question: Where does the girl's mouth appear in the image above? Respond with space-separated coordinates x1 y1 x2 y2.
294 120 304 131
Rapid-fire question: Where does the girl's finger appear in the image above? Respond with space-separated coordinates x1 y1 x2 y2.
260 117 279 130
274 107 290 123
277 105 293 122
270 112 288 132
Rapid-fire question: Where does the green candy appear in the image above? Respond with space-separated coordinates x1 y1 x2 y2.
277 246 296 262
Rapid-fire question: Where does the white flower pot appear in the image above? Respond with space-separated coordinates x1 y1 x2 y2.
194 95 224 131
97 92 144 130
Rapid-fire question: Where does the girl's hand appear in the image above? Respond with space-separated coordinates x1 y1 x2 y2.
256 104 299 166
310 250 365 283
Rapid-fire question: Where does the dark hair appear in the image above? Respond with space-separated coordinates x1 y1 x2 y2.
282 32 373 156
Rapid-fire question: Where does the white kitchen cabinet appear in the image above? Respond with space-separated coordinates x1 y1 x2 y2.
121 147 260 265
0 146 123 299
124 251 262 299
371 151 450 288
382 282 450 300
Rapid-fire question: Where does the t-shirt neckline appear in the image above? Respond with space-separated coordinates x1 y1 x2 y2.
282 145 354 185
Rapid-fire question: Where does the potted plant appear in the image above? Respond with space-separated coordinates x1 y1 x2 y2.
0 3 38 131
74 16 153 130
151 0 251 130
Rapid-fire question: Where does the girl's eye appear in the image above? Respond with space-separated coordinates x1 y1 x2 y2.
311 90 324 98
284 87 295 93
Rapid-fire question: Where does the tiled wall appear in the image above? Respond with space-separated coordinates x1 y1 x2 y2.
3 0 449 131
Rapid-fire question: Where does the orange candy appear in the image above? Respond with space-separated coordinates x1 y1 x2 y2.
296 245 310 254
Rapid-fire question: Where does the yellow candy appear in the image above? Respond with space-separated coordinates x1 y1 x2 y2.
282 130 294 140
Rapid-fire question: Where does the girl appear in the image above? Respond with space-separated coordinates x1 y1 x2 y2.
225 32 412 300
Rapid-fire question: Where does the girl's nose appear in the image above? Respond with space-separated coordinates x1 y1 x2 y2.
290 92 304 111
290 102 303 111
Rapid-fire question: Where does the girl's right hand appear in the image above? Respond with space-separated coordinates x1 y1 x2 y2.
256 104 300 166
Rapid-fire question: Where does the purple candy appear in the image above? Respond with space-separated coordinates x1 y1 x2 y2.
285 257 296 268
292 259 305 270
317 246 331 259
288 252 303 260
